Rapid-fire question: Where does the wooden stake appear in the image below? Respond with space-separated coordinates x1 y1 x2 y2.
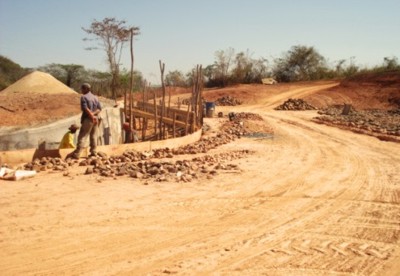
159 60 166 140
153 90 157 138
129 28 135 142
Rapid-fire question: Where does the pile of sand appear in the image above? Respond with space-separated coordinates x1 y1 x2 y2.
0 71 81 127
0 71 77 95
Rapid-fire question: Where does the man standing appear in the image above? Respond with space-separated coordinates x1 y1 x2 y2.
70 83 102 159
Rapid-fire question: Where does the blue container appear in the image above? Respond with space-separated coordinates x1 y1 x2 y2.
205 102 215 118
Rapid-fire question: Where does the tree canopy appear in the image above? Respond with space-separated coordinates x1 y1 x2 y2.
82 17 140 100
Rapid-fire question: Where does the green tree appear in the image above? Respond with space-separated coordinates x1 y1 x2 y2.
273 45 328 82
119 68 144 95
213 47 235 87
38 63 84 88
382 56 399 70
0 55 28 90
165 70 187 87
82 17 140 100
232 50 269 83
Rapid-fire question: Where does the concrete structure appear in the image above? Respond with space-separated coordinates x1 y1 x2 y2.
0 98 204 166
0 106 123 151
0 128 202 166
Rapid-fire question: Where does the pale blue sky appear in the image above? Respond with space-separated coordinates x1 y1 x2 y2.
1 0 399 84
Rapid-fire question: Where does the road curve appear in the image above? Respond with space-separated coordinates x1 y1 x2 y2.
0 83 399 275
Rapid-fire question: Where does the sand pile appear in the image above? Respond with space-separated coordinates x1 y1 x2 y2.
0 71 77 95
0 71 81 127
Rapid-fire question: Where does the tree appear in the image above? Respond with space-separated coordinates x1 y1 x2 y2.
38 63 84 88
0 55 28 90
165 70 187 87
213 47 235 87
273 45 328 82
60 64 85 87
82 17 140 100
231 50 269 83
119 68 144 93
382 56 399 70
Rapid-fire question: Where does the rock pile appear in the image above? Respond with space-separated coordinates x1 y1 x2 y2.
23 157 72 172
22 113 261 180
80 150 250 182
215 96 242 106
181 96 242 106
230 112 264 121
221 112 273 137
314 105 400 139
275 98 317 111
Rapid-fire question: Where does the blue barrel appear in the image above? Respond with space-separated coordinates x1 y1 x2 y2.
205 102 215 118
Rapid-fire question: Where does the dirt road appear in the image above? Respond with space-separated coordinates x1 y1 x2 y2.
1 83 399 275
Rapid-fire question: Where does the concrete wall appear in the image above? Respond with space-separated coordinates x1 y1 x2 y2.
0 107 123 151
0 105 203 166
0 128 202 166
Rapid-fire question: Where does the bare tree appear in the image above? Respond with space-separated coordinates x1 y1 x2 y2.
82 17 140 100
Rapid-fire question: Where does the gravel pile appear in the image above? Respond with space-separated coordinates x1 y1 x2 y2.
230 112 264 121
314 105 400 138
22 114 263 181
80 150 250 182
215 96 242 106
275 98 317 111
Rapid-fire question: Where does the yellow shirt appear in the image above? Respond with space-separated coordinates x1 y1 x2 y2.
59 131 75 149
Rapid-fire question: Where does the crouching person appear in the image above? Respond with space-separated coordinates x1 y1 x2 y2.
59 124 79 149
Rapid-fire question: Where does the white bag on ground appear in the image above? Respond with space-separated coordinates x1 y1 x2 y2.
0 167 36 181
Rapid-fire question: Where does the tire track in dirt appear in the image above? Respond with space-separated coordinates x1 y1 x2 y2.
148 98 400 275
1 83 399 275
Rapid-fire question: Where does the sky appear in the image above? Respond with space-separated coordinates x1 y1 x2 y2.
1 0 399 84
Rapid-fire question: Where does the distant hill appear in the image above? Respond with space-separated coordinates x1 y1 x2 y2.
0 55 29 91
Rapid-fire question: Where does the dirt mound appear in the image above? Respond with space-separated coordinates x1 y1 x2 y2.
203 84 284 105
0 93 81 127
0 71 77 95
215 95 242 106
0 71 83 127
305 71 400 110
343 70 400 86
0 71 117 128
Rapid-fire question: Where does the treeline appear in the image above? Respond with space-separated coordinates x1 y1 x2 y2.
1 45 399 98
0 57 144 98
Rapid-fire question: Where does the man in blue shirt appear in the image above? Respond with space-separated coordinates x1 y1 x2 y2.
69 83 102 159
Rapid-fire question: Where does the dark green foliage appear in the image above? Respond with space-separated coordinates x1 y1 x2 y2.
0 55 29 91
165 70 187 87
272 45 328 82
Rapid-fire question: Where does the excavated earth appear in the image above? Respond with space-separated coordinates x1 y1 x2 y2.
1 73 400 275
